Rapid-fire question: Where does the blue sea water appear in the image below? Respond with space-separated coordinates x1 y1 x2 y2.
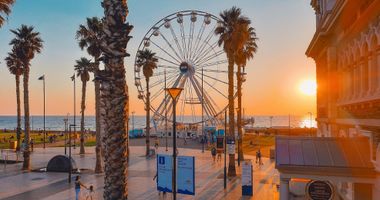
0 115 316 131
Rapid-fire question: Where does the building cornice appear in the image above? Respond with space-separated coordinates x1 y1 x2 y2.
306 0 347 59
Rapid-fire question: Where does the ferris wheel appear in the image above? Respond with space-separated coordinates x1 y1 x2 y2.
134 10 238 126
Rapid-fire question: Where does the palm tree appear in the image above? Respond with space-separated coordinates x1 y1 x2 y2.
0 0 14 27
100 0 133 199
235 26 258 164
9 25 43 170
76 16 104 173
136 49 158 157
5 49 23 151
215 7 251 177
74 57 92 155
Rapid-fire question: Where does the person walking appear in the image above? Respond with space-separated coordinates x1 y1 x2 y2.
154 137 159 151
75 175 87 200
211 146 217 162
257 149 263 165
255 149 259 164
30 139 34 152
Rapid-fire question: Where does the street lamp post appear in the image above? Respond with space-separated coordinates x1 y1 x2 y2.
64 114 68 155
164 69 168 152
166 87 183 200
71 74 76 149
132 111 135 134
38 75 46 149
270 116 273 128
68 124 75 183
224 109 227 189
201 67 204 153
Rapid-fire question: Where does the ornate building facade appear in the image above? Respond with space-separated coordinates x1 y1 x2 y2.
307 0 380 199
307 0 380 164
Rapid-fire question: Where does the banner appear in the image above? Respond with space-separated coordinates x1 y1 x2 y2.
157 154 172 192
177 156 195 195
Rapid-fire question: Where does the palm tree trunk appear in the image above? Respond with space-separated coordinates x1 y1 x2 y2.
15 74 21 151
101 0 131 199
237 65 244 163
80 80 87 154
22 65 31 170
146 79 150 156
94 69 103 173
227 54 236 177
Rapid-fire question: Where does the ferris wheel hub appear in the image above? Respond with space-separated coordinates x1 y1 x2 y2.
179 62 194 75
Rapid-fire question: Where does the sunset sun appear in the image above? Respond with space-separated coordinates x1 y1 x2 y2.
299 79 317 96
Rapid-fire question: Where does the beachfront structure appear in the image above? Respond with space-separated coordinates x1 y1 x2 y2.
304 0 380 199
307 0 380 162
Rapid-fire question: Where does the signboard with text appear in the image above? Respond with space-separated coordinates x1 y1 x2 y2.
306 180 334 200
242 160 253 196
227 137 235 154
177 156 195 195
157 154 173 192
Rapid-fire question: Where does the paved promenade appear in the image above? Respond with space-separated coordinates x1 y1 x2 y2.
0 146 279 200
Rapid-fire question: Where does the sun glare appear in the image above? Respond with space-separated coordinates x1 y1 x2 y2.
299 80 317 96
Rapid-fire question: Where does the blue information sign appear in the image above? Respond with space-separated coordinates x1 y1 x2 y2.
157 154 172 192
177 156 195 195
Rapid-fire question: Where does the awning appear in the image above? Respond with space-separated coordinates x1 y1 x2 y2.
275 136 376 178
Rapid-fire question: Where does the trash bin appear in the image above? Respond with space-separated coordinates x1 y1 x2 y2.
9 141 17 149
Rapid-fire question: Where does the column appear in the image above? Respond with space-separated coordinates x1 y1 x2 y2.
355 66 360 98
351 69 355 99
360 61 366 97
280 177 290 200
368 55 374 94
345 71 350 100
377 50 380 92
375 51 380 93
371 53 378 93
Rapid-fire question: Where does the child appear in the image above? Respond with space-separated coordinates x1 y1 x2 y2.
217 150 222 162
86 185 95 200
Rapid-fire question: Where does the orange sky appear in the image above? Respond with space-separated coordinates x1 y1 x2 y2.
0 0 316 116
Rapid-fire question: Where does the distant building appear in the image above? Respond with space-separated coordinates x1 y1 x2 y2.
306 0 380 199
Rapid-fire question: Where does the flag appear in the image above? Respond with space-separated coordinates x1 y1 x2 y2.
71 74 75 81
38 75 44 80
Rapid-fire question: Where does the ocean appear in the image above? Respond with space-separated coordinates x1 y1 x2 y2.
0 115 316 131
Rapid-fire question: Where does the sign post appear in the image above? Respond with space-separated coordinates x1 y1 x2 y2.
157 154 195 195
177 156 195 195
157 154 173 192
242 160 253 196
